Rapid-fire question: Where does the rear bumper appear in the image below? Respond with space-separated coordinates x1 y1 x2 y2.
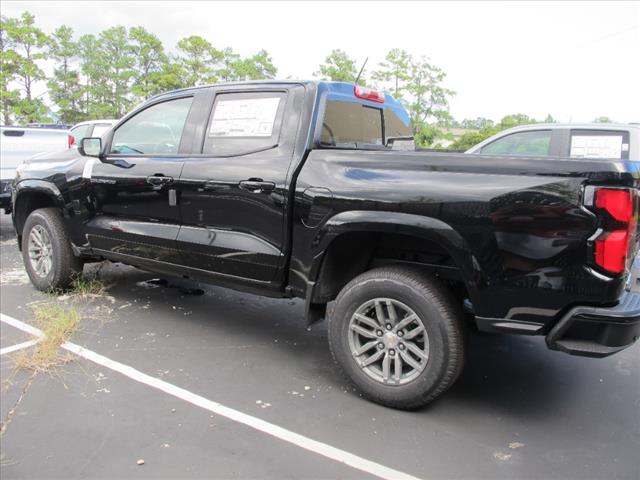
546 291 640 358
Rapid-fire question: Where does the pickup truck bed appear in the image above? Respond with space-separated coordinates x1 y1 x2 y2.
9 81 640 409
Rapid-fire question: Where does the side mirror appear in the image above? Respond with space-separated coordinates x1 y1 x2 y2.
79 137 103 158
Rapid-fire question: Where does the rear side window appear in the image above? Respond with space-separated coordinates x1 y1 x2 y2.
110 96 193 155
203 91 286 156
570 130 630 160
480 130 552 156
321 101 383 147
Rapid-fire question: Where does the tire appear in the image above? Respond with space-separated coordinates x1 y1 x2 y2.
21 208 83 291
328 266 465 409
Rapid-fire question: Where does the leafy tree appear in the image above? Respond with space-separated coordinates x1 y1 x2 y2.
216 47 240 82
47 25 85 124
152 61 190 92
544 113 556 123
1 11 49 123
100 26 136 117
78 33 104 117
0 15 20 124
371 48 412 99
405 56 455 130
593 116 613 123
460 117 494 130
233 49 277 80
498 113 535 129
129 26 167 101
176 35 222 86
315 49 361 83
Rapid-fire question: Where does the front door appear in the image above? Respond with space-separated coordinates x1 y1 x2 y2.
177 86 303 284
85 94 195 265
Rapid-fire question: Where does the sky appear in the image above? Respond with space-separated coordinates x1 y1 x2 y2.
3 0 640 123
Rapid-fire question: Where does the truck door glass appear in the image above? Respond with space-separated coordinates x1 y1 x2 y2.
110 96 193 155
203 92 286 156
480 130 552 156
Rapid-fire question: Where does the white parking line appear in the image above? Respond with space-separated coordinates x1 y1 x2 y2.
0 313 423 480
0 339 40 356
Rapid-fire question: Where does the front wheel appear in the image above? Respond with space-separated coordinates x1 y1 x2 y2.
21 208 83 291
328 267 465 409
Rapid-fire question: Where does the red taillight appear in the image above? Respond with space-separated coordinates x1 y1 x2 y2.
68 134 75 148
354 85 385 103
595 188 632 222
591 187 637 274
595 230 629 273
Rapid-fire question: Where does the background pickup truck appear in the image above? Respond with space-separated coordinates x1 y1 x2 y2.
10 81 640 409
1 126 74 212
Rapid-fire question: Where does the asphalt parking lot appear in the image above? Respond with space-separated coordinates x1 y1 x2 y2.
1 212 639 480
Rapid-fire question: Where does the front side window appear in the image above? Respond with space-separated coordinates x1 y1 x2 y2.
110 97 193 155
481 130 552 156
321 101 383 147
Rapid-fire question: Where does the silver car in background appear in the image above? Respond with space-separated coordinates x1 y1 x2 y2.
466 123 639 160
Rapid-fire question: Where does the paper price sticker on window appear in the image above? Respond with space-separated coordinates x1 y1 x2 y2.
209 97 281 137
570 135 623 159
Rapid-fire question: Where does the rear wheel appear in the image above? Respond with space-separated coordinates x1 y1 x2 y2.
328 266 465 409
21 208 83 291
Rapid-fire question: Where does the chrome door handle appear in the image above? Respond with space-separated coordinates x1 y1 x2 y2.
239 179 275 193
147 175 173 186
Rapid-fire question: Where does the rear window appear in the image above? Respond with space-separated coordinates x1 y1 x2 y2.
570 129 630 160
321 101 383 147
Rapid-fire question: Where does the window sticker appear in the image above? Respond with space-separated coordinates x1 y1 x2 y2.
209 97 280 137
570 135 623 159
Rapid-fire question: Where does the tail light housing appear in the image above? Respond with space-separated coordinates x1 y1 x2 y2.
68 134 75 148
589 187 638 274
354 85 385 103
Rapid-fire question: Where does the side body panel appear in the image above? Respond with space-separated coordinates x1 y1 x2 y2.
290 149 639 329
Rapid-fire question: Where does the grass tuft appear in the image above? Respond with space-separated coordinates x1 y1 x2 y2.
46 272 110 298
69 273 108 296
13 304 80 373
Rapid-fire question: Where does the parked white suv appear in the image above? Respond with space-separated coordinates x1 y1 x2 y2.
466 123 639 160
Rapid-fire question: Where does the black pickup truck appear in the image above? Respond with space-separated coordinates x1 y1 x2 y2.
10 81 640 409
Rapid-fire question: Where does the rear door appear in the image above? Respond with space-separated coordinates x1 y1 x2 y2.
85 93 197 265
176 85 304 283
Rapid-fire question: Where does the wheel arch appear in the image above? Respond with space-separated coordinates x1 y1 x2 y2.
13 180 65 248
304 211 484 324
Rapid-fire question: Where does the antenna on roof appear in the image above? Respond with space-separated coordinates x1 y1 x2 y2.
355 57 368 86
